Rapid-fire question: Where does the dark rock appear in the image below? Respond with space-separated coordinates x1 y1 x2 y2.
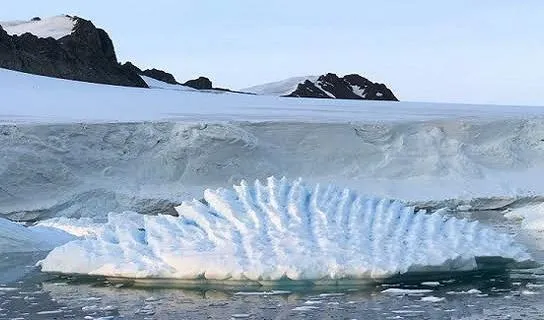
184 76 212 90
31 17 41 22
212 87 256 95
121 61 142 74
344 74 397 101
316 73 362 99
141 68 177 84
121 62 178 85
289 80 332 99
0 16 147 88
286 73 398 101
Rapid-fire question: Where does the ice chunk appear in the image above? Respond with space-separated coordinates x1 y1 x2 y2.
382 288 434 295
504 203 544 248
39 177 531 281
505 203 544 232
421 296 445 302
0 218 75 253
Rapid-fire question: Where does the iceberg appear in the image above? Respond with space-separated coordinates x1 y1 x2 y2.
39 177 531 282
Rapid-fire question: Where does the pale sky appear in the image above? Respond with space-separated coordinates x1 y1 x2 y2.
2 1 544 105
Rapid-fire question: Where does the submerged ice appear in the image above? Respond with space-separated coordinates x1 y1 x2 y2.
39 177 531 281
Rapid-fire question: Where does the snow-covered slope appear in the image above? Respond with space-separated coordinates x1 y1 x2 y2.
1 67 544 124
2 67 544 223
141 76 196 92
242 74 397 101
38 177 531 281
241 76 318 96
0 15 75 40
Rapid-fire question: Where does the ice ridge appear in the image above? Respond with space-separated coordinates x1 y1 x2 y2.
39 177 531 281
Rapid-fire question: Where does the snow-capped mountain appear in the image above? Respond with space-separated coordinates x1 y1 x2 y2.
244 73 398 101
0 15 147 88
1 16 398 100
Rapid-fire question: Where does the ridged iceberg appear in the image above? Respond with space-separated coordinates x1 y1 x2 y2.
39 177 531 281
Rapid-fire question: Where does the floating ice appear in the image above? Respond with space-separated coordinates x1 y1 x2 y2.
0 217 75 253
504 203 544 249
39 177 531 281
504 203 544 232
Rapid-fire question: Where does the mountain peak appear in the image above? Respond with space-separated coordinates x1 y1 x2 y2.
244 73 398 101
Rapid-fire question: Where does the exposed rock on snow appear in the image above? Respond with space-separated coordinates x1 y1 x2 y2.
184 76 213 90
242 76 319 96
142 68 178 85
0 16 147 87
244 73 397 101
38 177 531 280
121 62 179 85
288 73 398 101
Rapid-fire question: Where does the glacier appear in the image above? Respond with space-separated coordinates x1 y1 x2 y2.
39 177 531 282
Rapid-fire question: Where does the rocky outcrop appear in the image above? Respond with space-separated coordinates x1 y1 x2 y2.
0 17 147 88
142 68 177 85
121 62 178 85
287 73 397 101
183 76 213 90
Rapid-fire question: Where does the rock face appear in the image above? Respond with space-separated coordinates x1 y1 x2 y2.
287 73 397 101
0 16 147 88
184 76 213 90
142 68 177 85
121 62 178 85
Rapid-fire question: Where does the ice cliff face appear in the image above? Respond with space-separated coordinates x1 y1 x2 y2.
39 177 531 281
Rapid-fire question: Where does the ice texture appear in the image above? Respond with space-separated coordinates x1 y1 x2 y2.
505 204 544 249
39 177 531 281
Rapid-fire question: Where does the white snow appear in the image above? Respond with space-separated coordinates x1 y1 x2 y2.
0 16 75 40
140 76 196 92
241 76 318 96
38 177 531 281
2 67 544 125
350 85 367 98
